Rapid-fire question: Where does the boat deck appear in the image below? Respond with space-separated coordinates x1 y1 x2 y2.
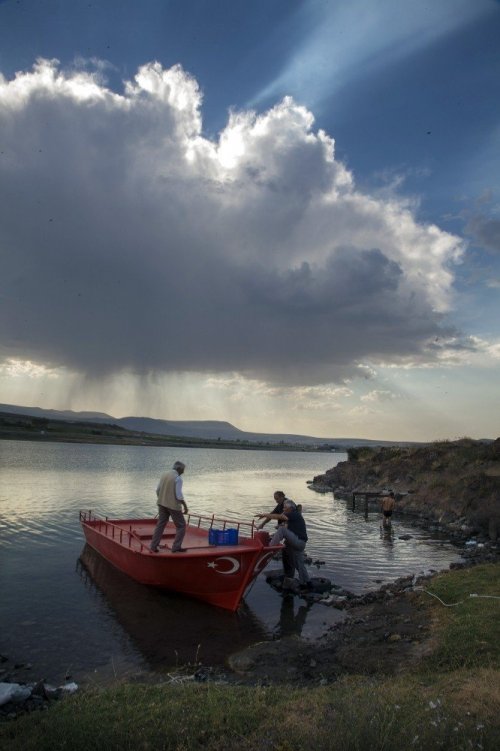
80 513 260 556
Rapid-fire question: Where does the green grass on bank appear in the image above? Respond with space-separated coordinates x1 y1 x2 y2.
1 674 499 751
418 563 500 670
1 564 499 751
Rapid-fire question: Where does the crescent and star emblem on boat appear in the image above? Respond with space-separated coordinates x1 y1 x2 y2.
207 557 240 574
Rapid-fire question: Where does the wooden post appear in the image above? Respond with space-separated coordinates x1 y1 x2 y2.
352 492 356 511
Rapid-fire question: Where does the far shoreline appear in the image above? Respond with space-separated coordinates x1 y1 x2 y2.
0 425 333 453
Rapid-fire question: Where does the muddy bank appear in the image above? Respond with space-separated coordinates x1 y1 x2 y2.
227 589 431 685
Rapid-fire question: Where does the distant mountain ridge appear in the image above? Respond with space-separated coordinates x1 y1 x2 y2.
0 403 420 448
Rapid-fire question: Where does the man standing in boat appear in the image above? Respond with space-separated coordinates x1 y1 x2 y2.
150 461 189 553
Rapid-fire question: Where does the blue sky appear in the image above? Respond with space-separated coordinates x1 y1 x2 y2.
0 0 499 440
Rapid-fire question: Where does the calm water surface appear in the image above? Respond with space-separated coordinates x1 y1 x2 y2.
0 440 461 684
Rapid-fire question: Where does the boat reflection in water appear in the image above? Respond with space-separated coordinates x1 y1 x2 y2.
77 544 269 671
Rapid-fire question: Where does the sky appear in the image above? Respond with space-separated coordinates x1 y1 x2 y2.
0 0 499 441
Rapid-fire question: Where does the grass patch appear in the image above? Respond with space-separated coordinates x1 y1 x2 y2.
418 563 500 670
1 676 499 751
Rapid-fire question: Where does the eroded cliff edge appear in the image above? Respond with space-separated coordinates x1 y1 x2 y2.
310 438 500 539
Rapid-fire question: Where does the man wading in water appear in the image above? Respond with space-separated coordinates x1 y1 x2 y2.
381 491 396 529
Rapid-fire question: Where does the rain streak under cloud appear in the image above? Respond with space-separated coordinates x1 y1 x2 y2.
0 59 470 389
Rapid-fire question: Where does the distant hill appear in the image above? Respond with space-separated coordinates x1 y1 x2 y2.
0 402 422 449
0 404 113 422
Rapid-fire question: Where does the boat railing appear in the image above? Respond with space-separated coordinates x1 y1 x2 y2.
80 510 258 544
79 510 149 552
185 512 257 537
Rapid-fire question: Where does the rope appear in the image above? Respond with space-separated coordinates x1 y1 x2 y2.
417 589 465 607
416 588 500 607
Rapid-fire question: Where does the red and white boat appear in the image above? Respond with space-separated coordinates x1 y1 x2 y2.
79 510 280 611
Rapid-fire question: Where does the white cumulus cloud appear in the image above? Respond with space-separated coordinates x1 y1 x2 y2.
0 59 467 387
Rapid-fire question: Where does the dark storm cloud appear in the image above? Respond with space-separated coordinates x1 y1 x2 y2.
0 60 465 385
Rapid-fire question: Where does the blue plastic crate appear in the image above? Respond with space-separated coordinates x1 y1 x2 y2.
208 528 239 546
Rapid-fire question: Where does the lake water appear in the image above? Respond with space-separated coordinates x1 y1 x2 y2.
0 440 461 685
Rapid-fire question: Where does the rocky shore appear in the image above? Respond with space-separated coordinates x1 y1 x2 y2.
308 438 500 541
0 655 78 722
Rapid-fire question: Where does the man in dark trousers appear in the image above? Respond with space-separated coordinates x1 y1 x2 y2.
256 499 312 590
256 491 299 578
